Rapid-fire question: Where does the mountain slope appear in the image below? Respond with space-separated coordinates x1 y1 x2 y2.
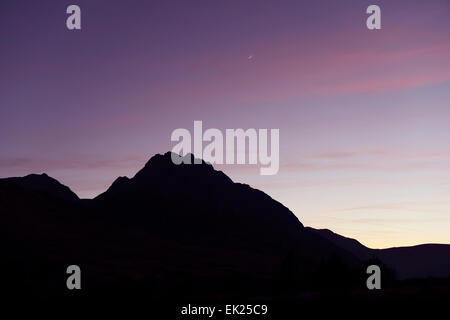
307 228 450 280
306 227 371 259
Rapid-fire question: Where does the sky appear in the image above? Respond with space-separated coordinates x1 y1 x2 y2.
1 0 450 248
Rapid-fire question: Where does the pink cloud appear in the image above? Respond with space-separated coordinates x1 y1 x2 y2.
128 30 450 106
0 156 145 173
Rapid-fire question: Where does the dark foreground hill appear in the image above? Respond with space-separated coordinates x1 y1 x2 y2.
0 152 449 304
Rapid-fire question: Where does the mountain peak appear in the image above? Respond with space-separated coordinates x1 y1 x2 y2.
141 152 212 170
0 173 79 201
133 151 229 183
97 151 233 198
95 151 304 235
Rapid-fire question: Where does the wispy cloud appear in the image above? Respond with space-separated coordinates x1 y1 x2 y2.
0 156 145 173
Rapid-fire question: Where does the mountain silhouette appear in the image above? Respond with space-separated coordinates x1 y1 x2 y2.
307 227 450 280
1 152 449 302
1 173 79 201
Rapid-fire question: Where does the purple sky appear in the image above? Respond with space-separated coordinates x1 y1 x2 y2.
1 0 450 248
